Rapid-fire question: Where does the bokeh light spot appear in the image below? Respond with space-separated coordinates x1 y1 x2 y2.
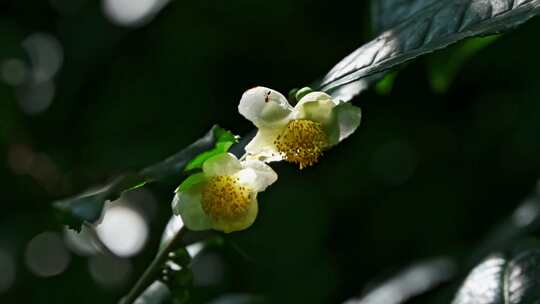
63 226 99 256
22 33 63 83
1 59 27 86
103 0 169 27
96 205 149 257
7 144 35 175
16 80 55 115
25 232 71 277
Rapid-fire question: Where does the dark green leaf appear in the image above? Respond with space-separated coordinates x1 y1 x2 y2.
184 127 238 171
453 240 540 304
208 295 265 304
53 174 144 231
471 187 540 264
140 125 224 180
371 0 439 34
342 258 456 304
53 125 223 231
319 0 540 100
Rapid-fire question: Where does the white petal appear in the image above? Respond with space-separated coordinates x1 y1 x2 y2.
236 160 278 192
244 128 283 162
334 102 362 142
238 87 293 128
294 91 337 126
202 153 242 176
172 191 212 231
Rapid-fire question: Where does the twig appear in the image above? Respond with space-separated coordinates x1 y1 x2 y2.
119 227 188 304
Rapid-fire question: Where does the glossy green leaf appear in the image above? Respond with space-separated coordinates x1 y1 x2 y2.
371 0 439 34
184 127 238 171
53 174 145 231
471 187 540 264
453 240 540 304
342 258 456 304
140 125 225 180
319 0 540 101
53 125 224 231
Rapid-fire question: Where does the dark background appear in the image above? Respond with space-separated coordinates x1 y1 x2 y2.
2 0 540 303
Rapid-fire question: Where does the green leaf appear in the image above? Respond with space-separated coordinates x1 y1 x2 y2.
140 125 225 180
427 35 500 93
175 172 206 193
294 87 314 101
208 295 265 304
371 0 439 34
53 125 224 231
318 0 540 101
53 174 145 231
184 127 238 171
453 239 540 304
470 189 540 264
343 258 456 304
374 71 399 95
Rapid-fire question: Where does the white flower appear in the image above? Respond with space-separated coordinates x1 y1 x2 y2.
172 153 277 233
238 86 362 169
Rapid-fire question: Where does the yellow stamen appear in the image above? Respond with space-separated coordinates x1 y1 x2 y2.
201 176 252 220
274 119 329 169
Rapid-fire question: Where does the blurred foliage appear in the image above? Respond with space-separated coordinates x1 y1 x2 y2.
2 0 540 304
53 125 230 231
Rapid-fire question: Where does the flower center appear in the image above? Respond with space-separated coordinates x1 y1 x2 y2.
274 119 329 169
201 176 253 220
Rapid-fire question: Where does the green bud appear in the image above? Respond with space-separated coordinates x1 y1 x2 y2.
295 87 313 101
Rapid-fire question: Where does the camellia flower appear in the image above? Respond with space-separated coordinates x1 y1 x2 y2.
173 153 277 233
238 87 362 169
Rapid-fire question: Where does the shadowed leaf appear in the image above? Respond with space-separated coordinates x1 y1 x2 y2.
453 240 540 304
371 0 440 34
471 182 540 264
343 258 456 304
319 0 540 101
53 125 232 231
184 128 238 171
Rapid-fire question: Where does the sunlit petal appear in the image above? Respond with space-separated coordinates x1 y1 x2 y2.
237 160 278 192
172 191 212 231
238 86 293 128
244 128 283 162
334 101 362 144
202 153 243 176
